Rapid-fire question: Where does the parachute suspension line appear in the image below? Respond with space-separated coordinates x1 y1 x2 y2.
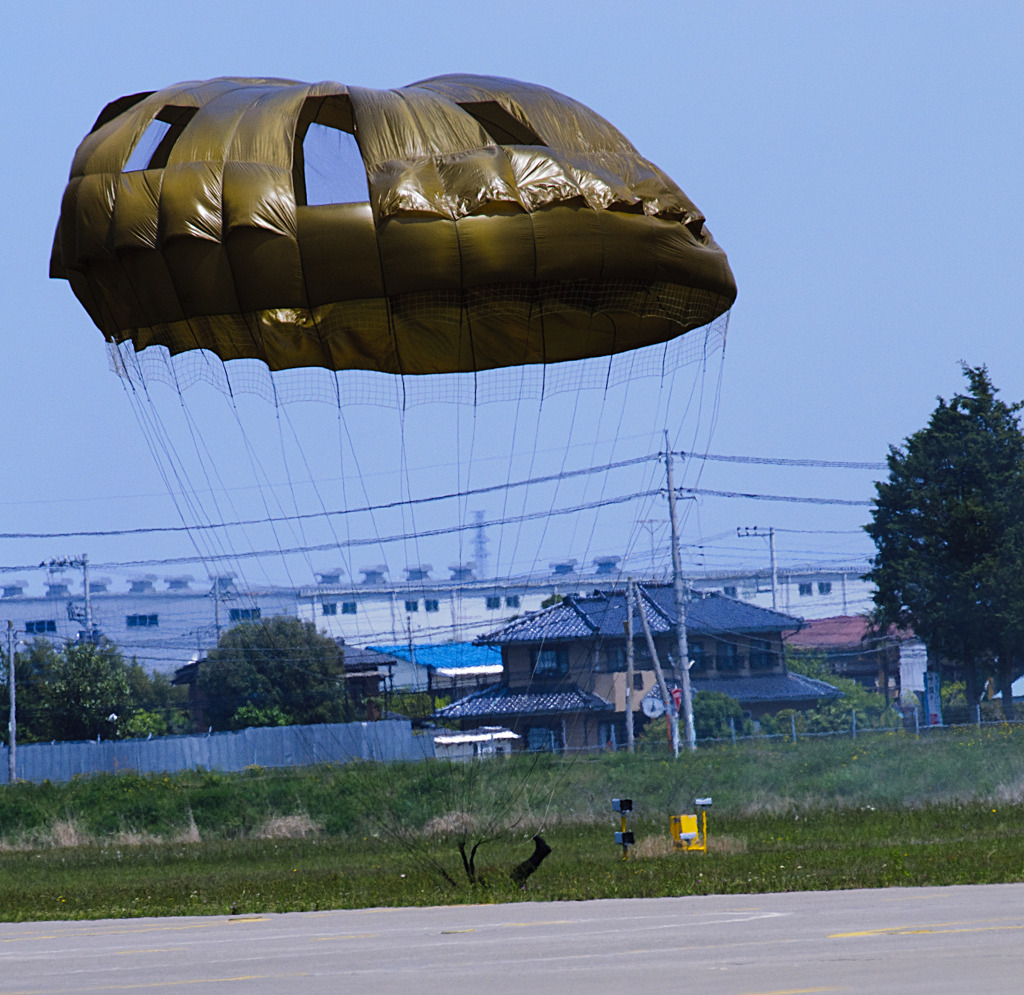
502 276 550 582
278 242 359 588
524 369 586 586
679 321 730 554
489 365 527 587
134 365 241 573
109 259 259 589
276 402 351 585
117 376 226 575
562 312 630 569
214 362 312 592
266 403 319 588
173 387 272 598
395 402 425 603
335 399 393 615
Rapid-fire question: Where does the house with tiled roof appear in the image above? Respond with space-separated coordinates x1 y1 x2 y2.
783 615 926 702
434 586 841 750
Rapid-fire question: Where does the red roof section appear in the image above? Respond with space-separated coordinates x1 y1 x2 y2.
783 615 913 649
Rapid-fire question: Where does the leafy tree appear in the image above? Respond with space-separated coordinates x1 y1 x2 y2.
2 639 195 743
124 662 191 736
767 648 900 734
0 638 54 743
30 640 134 742
691 690 748 739
865 366 1024 715
198 616 348 730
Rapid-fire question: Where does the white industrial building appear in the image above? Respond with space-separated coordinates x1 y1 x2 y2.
1 557 874 675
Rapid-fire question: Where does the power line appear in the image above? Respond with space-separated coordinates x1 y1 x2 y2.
678 450 886 471
680 487 871 507
0 454 660 540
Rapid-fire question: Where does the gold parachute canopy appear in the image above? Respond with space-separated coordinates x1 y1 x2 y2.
51 75 736 376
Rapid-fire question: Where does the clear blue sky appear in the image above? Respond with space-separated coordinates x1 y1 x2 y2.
3 1 1023 594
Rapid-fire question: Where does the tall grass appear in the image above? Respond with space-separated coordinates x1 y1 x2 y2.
5 727 1024 921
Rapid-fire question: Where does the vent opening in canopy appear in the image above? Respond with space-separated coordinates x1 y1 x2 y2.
122 105 196 171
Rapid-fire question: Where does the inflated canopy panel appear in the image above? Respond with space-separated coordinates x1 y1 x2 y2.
52 75 736 376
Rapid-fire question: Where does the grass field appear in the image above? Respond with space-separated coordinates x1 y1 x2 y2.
3 726 1024 922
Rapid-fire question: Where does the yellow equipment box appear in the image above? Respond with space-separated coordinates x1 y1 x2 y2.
671 812 707 852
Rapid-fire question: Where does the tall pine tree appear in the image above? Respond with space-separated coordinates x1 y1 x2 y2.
866 366 1024 714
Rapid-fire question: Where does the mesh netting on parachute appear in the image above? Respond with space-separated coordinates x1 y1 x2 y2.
110 308 728 408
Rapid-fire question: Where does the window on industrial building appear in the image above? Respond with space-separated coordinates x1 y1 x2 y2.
341 602 357 615
485 596 501 609
424 599 440 612
322 602 338 616
506 595 520 608
798 582 813 597
818 581 832 596
228 607 260 622
126 614 159 628
722 586 737 598
405 600 418 613
25 619 57 634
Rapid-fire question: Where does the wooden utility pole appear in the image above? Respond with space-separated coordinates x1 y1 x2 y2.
625 578 635 752
633 582 679 757
664 436 696 751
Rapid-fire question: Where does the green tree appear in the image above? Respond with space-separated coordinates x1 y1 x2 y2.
865 367 1024 714
124 663 191 736
772 648 900 733
0 638 54 743
31 640 134 742
198 616 347 730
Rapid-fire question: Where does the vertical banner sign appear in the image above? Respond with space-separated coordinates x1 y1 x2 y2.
923 670 942 727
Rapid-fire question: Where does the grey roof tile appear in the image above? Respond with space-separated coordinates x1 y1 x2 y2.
654 672 842 704
435 683 614 720
477 586 801 645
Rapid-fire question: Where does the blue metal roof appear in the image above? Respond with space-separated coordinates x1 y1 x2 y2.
476 586 801 645
435 683 614 720
370 642 502 671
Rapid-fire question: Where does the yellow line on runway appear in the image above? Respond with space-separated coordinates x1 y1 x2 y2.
500 920 572 928
831 916 1024 938
738 988 843 995
309 933 380 941
1 917 272 947
113 949 180 955
1 972 310 993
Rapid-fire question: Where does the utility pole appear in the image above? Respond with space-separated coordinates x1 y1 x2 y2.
7 621 17 784
45 554 92 637
737 527 778 610
624 579 635 752
664 435 696 752
633 582 679 757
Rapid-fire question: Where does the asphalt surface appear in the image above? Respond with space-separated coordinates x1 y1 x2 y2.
3 884 1024 993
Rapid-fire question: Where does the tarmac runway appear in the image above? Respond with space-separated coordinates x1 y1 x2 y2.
3 884 1024 994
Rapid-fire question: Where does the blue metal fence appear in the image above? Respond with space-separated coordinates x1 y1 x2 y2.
0 719 434 785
